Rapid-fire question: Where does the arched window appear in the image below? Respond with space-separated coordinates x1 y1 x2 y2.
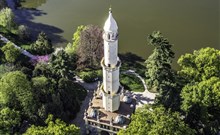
108 34 110 40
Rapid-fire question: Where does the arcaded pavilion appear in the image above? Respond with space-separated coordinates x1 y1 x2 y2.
84 9 136 135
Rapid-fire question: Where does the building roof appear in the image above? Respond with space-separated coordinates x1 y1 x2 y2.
85 88 136 128
123 96 132 104
104 8 118 32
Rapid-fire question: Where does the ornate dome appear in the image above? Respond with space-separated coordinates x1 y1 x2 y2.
114 115 125 124
123 96 132 104
103 8 118 32
89 108 97 118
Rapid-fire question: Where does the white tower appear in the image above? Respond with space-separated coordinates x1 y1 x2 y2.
101 8 121 112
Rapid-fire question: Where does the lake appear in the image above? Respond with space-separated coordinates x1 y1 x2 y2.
17 0 219 67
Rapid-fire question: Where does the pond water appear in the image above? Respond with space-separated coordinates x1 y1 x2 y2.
17 0 219 67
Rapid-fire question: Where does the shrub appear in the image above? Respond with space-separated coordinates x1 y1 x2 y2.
78 70 102 83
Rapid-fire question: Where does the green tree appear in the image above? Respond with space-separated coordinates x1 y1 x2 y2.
145 31 179 110
1 42 21 63
31 32 53 55
118 105 195 135
0 107 21 134
32 63 53 78
50 49 77 79
0 71 34 117
31 76 85 122
76 25 103 69
24 114 80 135
31 76 56 120
65 25 86 55
0 64 15 78
145 31 175 91
17 25 30 40
178 47 220 134
0 7 15 30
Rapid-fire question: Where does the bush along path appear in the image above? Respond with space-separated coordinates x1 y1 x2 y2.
0 34 50 63
122 70 157 108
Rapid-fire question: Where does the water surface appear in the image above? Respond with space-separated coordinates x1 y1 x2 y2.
18 0 220 67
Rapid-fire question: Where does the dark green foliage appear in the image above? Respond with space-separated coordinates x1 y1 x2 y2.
32 63 53 78
178 47 220 134
32 76 86 122
30 32 53 55
118 105 195 135
145 31 175 91
120 74 144 92
50 49 77 79
145 31 180 110
0 107 21 134
24 114 80 135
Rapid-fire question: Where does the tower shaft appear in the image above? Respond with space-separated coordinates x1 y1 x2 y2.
101 9 121 112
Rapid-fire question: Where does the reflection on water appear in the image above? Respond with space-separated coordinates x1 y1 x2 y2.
18 0 219 68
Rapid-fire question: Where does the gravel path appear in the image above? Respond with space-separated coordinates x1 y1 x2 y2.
122 70 157 108
71 76 98 134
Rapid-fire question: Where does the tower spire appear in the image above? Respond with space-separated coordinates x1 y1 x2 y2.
109 5 112 13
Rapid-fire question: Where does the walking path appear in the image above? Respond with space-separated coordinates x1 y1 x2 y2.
0 34 35 59
122 70 157 108
71 76 98 135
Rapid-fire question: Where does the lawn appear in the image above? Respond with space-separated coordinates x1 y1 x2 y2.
120 73 145 92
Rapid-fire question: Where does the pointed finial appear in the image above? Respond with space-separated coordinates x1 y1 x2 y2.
109 5 112 13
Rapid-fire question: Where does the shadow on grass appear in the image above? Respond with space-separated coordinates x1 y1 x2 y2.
119 52 146 77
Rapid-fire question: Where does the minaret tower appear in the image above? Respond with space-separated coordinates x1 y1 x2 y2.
101 8 121 112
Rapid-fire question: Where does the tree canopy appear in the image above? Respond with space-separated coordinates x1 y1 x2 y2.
24 114 80 135
31 32 53 55
74 25 103 69
145 31 175 91
0 71 34 116
1 42 21 63
0 7 15 30
178 47 220 134
50 49 77 79
118 105 195 135
65 25 86 55
145 31 180 110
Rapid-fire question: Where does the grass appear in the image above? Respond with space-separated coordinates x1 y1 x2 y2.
120 73 145 92
119 53 146 77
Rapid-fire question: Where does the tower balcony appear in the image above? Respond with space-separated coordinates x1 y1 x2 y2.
101 57 121 71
